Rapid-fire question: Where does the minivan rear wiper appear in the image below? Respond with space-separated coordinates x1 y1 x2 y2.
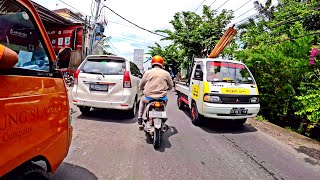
100 72 105 78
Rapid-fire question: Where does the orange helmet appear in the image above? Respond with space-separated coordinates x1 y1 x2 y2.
151 55 164 68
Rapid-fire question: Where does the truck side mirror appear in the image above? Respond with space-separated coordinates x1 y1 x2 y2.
0 45 18 69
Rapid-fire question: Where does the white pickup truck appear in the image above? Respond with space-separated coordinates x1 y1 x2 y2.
175 58 260 126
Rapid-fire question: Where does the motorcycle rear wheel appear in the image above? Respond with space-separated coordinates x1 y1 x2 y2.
153 129 161 149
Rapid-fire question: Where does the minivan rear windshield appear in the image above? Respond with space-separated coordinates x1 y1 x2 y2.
206 61 254 84
81 59 126 75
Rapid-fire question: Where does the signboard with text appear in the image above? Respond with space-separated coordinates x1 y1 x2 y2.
133 49 144 72
46 26 82 52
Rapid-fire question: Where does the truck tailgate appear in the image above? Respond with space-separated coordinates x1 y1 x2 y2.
175 82 189 95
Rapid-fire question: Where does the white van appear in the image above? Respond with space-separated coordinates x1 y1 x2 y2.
72 55 142 117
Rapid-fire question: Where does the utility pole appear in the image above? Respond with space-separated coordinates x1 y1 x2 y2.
88 0 101 55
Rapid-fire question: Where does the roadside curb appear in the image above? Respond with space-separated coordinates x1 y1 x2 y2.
249 118 320 145
247 118 320 162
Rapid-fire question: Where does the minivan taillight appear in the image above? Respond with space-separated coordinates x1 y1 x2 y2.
123 71 131 88
74 69 80 85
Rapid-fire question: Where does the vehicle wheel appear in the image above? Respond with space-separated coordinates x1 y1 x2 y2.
4 163 50 180
128 97 137 118
79 106 90 115
153 129 161 149
191 102 202 126
177 95 184 110
234 118 247 126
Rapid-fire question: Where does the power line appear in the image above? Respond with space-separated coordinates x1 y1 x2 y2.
233 13 258 25
209 0 217 7
58 0 89 17
101 5 168 38
234 7 255 21
261 31 320 45
215 0 231 11
108 21 141 30
108 45 117 54
194 0 206 12
109 41 121 54
234 0 253 12
111 37 154 46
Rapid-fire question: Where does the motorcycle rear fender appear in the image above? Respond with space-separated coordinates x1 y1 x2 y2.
153 118 162 129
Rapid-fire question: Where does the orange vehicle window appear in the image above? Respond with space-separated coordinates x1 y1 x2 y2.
0 0 50 71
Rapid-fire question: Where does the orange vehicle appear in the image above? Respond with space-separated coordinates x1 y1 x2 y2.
0 0 72 179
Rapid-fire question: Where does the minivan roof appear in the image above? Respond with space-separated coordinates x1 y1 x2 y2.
86 55 126 61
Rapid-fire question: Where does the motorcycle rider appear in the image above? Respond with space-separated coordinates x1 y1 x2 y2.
138 55 174 125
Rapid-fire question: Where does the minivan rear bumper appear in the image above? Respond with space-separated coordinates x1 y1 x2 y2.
72 97 132 110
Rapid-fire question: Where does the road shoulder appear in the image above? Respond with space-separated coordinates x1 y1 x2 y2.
247 118 320 165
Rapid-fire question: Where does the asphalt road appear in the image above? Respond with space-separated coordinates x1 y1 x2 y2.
52 91 320 180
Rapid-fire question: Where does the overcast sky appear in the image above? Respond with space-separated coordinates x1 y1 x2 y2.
33 0 275 69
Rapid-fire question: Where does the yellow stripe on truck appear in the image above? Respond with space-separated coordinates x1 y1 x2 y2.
202 82 211 113
221 88 250 95
192 85 200 100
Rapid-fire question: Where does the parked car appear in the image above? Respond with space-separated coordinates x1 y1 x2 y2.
72 55 142 117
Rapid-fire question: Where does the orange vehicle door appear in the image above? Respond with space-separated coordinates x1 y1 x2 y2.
0 0 71 176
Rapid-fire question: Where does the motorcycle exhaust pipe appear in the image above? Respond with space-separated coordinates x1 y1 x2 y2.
161 124 169 133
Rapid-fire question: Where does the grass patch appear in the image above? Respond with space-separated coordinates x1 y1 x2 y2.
285 126 300 133
257 115 268 122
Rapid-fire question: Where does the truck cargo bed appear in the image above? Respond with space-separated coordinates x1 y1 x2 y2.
175 82 189 96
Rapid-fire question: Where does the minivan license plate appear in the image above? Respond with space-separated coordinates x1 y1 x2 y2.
230 108 248 115
90 84 108 91
149 111 167 118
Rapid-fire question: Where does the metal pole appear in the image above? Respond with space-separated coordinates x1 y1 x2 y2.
89 0 101 55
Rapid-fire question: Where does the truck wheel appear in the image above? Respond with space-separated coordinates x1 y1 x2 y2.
177 95 184 110
79 106 90 115
191 102 202 126
4 163 50 180
234 118 247 126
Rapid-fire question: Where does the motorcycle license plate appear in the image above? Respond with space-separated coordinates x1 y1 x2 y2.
149 111 167 118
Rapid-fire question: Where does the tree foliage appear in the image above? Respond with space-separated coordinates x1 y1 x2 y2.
157 5 233 59
147 43 186 74
232 0 320 137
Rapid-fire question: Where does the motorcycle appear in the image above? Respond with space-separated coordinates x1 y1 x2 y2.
62 70 74 87
143 98 169 149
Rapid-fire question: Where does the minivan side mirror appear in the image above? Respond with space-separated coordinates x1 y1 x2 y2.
0 45 18 69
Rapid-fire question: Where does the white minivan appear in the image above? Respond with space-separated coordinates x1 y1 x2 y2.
72 55 142 117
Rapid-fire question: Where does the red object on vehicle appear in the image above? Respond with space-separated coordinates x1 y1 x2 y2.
74 69 80 85
123 71 132 88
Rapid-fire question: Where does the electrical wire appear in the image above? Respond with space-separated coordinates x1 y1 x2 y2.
215 0 231 11
234 7 255 21
261 31 320 45
194 0 206 12
109 41 121 54
100 5 168 38
209 0 217 8
111 37 154 46
58 0 88 17
107 44 117 54
234 0 253 12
